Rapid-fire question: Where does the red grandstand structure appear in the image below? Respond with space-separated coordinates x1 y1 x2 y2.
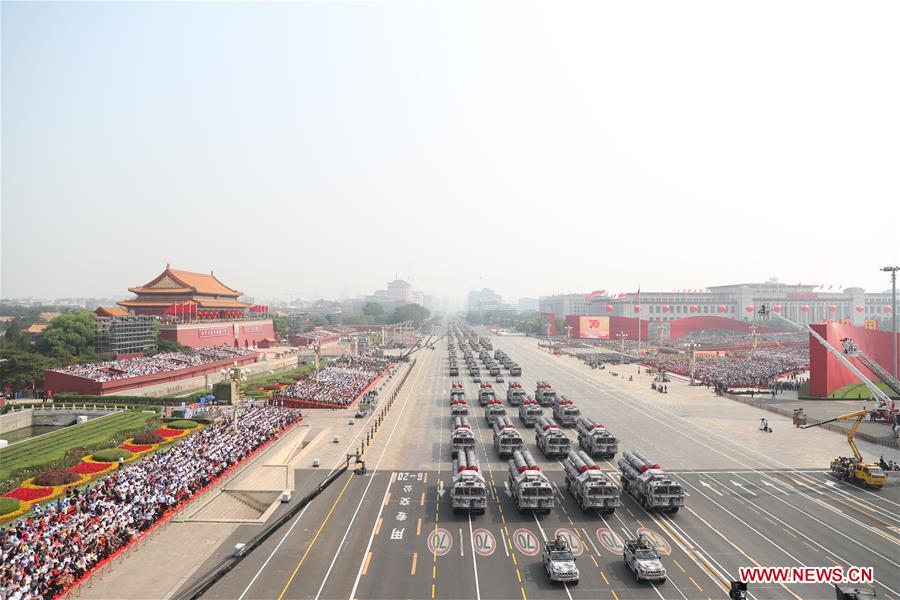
808 322 900 398
44 350 259 395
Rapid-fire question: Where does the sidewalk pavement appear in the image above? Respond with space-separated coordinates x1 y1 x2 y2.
726 393 899 448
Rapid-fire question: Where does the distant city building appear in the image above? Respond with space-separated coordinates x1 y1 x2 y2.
538 293 592 322
387 279 412 303
518 297 539 312
573 282 895 329
287 312 311 332
364 278 429 311
467 288 504 312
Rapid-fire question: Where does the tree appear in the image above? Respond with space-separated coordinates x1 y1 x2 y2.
36 311 97 362
1 319 27 349
155 338 191 354
362 302 385 317
387 304 431 327
305 316 329 330
0 349 54 395
271 315 289 337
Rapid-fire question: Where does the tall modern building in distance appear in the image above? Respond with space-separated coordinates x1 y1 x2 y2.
387 279 411 303
518 297 539 312
467 288 505 312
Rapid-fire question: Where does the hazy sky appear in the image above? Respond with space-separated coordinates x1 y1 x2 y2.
3 1 899 308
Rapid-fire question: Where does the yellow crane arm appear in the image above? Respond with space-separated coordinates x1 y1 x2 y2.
800 409 869 463
844 414 864 463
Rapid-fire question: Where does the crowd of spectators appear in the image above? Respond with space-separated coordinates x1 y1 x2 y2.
677 330 807 347
293 330 340 343
50 346 256 383
0 405 301 600
644 346 809 389
280 356 393 406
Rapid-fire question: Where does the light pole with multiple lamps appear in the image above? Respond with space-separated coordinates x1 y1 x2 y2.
687 342 699 385
615 331 629 365
882 266 899 377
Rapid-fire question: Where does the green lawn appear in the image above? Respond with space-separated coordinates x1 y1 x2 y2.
240 363 319 393
828 381 898 400
0 410 158 481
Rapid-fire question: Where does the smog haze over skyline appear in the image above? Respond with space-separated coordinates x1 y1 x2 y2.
2 1 898 308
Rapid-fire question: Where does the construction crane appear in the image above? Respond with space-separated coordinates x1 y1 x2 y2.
758 304 890 488
801 410 887 488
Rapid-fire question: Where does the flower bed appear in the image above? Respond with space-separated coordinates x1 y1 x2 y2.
119 443 153 453
156 427 188 439
69 462 114 475
4 487 55 502
1 421 205 525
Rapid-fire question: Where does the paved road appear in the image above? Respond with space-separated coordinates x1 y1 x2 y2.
189 330 900 600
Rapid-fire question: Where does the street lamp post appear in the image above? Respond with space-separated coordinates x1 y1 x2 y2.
565 324 573 345
545 322 551 352
882 266 899 377
687 342 698 385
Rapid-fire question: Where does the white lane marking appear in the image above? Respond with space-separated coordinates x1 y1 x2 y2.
581 527 602 556
699 479 724 497
460 527 465 557
674 476 812 600
500 527 510 557
236 502 311 600
468 513 481 600
342 357 428 600
732 471 900 569
730 480 757 496
238 364 411 599
761 480 785 494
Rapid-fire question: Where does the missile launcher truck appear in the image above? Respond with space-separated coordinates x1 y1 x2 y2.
618 450 684 512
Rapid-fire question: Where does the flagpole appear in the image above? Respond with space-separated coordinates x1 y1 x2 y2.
636 284 641 358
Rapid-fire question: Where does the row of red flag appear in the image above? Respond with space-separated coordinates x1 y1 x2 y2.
162 303 269 318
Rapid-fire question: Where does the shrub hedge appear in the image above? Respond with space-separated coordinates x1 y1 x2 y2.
166 420 198 430
33 470 81 486
91 448 134 463
131 432 165 445
53 391 207 406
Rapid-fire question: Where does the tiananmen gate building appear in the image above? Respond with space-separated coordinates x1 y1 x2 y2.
118 265 275 349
